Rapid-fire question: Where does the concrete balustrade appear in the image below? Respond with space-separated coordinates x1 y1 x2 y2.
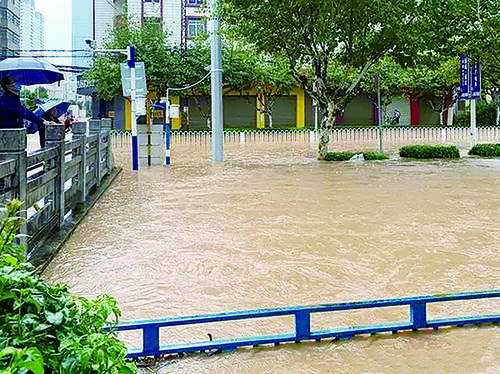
0 120 114 260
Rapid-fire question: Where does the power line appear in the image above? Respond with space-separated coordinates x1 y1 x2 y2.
13 49 89 52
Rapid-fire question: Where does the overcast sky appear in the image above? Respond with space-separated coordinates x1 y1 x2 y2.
34 0 71 64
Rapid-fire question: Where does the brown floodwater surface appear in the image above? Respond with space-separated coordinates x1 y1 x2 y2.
44 140 500 373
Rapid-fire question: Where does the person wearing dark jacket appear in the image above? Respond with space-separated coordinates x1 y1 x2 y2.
0 75 49 146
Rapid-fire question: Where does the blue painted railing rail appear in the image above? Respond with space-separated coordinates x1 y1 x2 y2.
108 290 500 358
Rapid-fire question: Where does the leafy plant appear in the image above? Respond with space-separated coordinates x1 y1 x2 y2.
363 152 390 160
0 200 136 373
399 145 460 159
324 152 389 161
468 144 500 157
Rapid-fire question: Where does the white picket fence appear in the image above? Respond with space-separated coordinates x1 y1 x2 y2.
111 127 500 151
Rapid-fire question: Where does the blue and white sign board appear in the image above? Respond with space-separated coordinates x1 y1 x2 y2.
459 54 470 100
120 62 147 97
471 61 481 99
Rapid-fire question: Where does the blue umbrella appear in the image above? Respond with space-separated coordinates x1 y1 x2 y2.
34 99 71 119
0 57 64 85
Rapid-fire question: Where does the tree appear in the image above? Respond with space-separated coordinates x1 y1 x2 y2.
21 87 49 110
455 0 500 124
401 57 459 125
360 57 405 125
222 0 462 158
253 56 295 128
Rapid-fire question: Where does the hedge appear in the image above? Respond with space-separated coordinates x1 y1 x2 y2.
468 144 500 157
324 152 389 161
399 145 460 159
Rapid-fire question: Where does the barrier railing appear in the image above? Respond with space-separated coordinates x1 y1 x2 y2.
0 120 113 255
111 126 500 149
108 290 500 358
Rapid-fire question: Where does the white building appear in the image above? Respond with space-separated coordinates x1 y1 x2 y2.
20 0 44 51
72 0 206 57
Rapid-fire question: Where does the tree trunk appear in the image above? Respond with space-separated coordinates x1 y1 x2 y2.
317 102 338 159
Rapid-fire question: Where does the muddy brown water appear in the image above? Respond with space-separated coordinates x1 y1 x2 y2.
44 140 500 373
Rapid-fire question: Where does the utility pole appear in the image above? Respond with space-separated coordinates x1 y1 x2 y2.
210 0 223 162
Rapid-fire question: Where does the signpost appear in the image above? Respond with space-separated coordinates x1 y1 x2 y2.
89 44 143 170
459 54 481 147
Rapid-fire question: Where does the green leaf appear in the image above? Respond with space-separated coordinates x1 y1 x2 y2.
45 311 63 325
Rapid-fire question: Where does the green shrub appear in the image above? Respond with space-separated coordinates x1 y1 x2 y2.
324 152 356 161
0 200 136 373
324 152 390 161
399 145 460 159
468 144 500 157
362 152 389 160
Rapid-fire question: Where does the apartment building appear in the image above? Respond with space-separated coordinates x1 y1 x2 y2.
72 0 206 59
0 0 20 58
20 0 44 51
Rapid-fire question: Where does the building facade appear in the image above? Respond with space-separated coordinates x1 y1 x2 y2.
20 0 44 51
72 0 206 56
0 0 20 58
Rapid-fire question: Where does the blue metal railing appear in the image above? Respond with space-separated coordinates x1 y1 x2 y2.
107 290 500 358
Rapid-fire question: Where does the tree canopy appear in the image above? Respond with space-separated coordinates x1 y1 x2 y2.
221 0 471 157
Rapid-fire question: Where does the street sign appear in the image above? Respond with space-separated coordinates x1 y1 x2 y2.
459 54 469 100
471 61 481 99
120 62 147 97
169 104 180 119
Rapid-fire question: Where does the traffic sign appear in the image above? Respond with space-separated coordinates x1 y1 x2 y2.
120 62 147 97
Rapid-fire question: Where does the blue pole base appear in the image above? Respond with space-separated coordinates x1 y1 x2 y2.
132 135 139 171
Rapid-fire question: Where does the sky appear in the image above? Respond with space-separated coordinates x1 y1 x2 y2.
34 0 71 65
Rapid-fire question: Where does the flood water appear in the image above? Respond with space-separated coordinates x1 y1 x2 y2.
44 139 500 373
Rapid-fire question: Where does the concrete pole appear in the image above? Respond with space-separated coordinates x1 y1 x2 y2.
210 0 224 162
470 99 477 147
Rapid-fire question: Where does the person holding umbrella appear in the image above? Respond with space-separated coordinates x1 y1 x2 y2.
0 57 64 148
34 100 71 147
0 75 50 136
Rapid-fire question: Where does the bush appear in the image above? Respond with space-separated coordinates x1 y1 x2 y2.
399 145 460 159
468 144 500 157
324 152 389 161
362 152 389 160
324 152 356 161
0 200 135 373
455 101 498 127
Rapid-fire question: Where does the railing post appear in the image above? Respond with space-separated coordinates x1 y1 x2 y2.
46 125 66 228
142 326 160 356
89 120 102 187
0 129 27 250
295 311 311 341
99 119 113 175
72 122 87 210
410 302 427 329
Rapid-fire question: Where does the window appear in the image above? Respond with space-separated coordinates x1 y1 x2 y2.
187 18 204 38
144 0 160 3
187 0 203 5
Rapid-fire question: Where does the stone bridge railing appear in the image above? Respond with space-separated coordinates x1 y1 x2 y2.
0 119 113 259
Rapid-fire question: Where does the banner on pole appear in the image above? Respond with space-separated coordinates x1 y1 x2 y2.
471 61 481 99
459 54 470 100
